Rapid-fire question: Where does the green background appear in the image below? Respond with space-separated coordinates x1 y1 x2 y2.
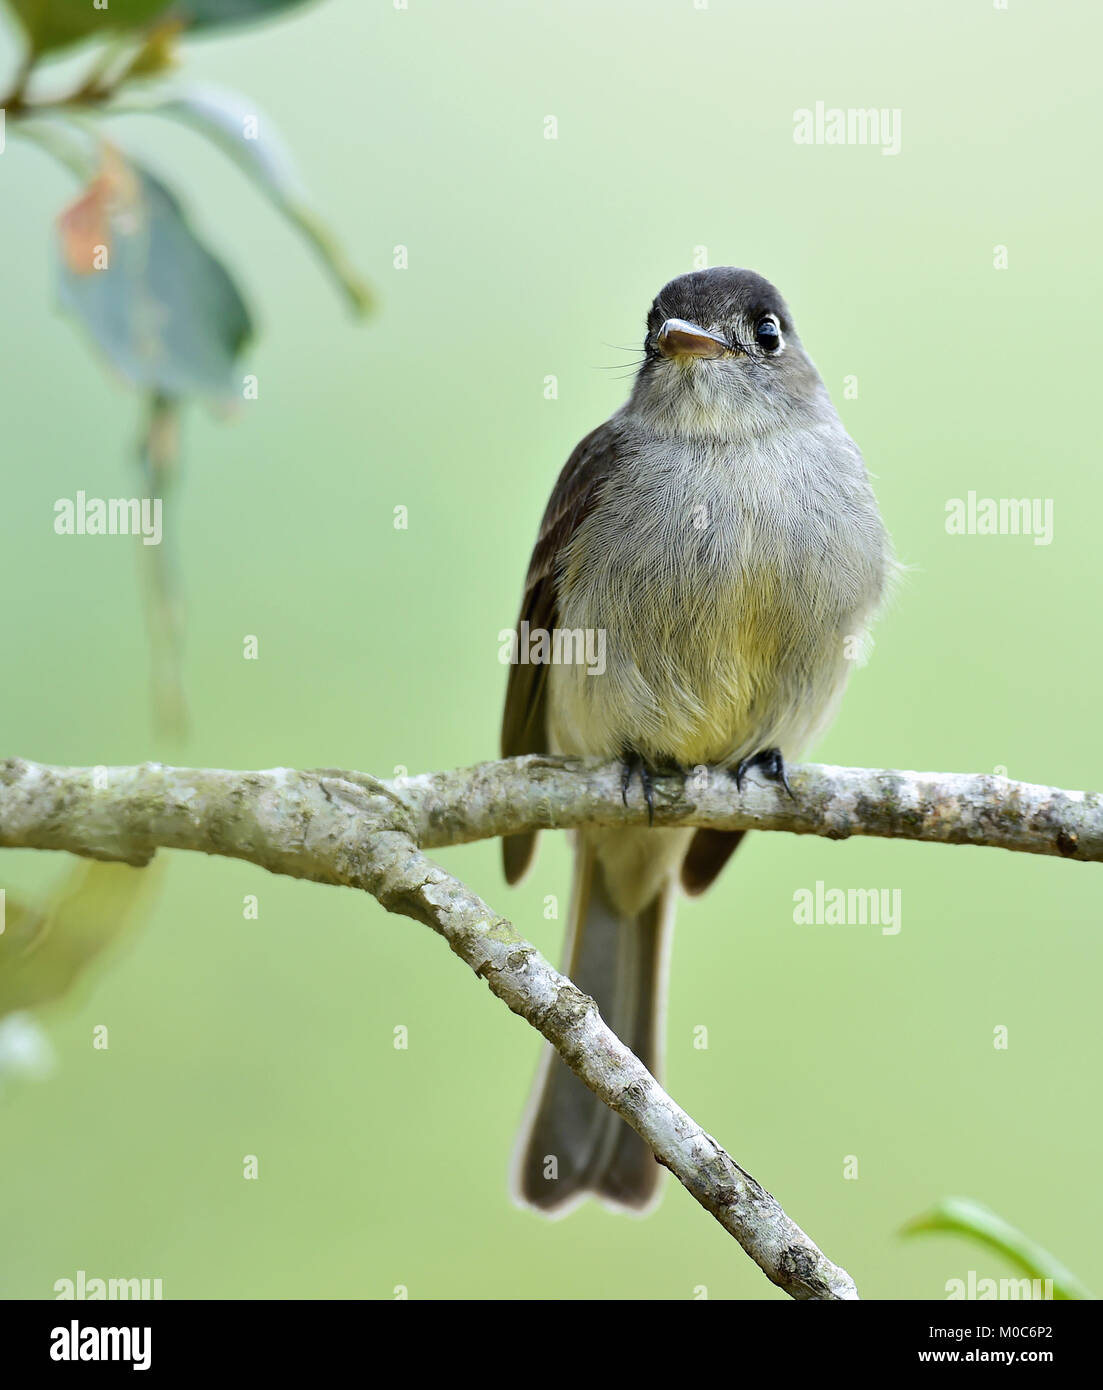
1 0 1099 1299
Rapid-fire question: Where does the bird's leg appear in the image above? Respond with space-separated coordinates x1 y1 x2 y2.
621 748 657 826
734 747 795 799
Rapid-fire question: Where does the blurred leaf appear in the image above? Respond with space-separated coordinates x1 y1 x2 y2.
132 83 371 312
56 145 253 399
0 859 163 1019
9 117 99 179
902 1197 1095 1301
172 0 314 28
120 17 184 79
3 0 313 55
3 0 170 56
0 892 49 960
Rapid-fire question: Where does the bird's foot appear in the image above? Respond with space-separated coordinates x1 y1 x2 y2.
734 747 795 799
621 749 656 826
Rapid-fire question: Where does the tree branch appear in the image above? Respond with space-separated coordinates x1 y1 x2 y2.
2 756 1097 865
401 757 1103 862
2 754 1097 1299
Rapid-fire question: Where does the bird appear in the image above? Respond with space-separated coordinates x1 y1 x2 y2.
501 266 892 1215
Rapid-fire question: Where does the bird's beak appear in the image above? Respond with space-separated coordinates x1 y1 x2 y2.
656 317 730 360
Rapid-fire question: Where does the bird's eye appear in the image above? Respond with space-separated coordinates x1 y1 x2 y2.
755 317 781 352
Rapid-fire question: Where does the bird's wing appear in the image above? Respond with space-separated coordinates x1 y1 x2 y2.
500 421 623 883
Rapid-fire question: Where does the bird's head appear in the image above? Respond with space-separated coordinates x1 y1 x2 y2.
628 267 826 440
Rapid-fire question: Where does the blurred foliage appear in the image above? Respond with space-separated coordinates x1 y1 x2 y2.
0 1013 56 1093
57 148 253 398
0 0 368 736
6 0 168 56
0 859 163 1020
0 0 360 1092
178 0 313 31
903 1198 1095 1301
132 84 372 312
4 0 314 56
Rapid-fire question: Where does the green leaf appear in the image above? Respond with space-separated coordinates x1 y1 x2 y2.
3 0 313 55
0 860 163 1019
129 83 371 313
171 0 315 27
56 148 253 398
3 0 171 56
901 1197 1095 1301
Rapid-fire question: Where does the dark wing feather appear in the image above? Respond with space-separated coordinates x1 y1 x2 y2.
501 422 624 883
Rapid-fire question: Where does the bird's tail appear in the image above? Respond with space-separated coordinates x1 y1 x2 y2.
511 836 676 1215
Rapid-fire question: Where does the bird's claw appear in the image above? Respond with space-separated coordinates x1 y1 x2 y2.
621 751 656 826
735 747 795 800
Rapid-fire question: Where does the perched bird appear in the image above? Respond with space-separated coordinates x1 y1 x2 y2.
502 267 892 1214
